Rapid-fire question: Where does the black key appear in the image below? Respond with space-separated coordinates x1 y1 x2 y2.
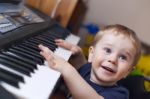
2 52 37 69
12 46 43 61
33 36 57 48
18 45 40 55
37 34 56 43
16 45 43 65
8 48 43 65
27 38 56 51
0 53 34 72
0 67 24 83
28 38 56 51
0 58 31 76
22 41 40 52
0 68 20 88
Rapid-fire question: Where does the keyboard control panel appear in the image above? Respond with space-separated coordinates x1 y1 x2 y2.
0 14 17 33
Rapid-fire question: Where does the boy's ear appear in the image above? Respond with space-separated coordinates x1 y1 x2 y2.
88 46 94 62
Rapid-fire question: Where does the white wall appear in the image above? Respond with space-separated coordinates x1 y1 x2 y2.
83 0 150 45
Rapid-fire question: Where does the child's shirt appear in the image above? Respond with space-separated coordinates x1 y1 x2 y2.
78 63 129 99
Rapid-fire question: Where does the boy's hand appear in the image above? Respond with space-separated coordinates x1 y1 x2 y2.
38 44 71 73
55 39 87 69
55 39 82 55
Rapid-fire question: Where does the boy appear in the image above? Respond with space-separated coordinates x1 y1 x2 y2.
38 24 141 99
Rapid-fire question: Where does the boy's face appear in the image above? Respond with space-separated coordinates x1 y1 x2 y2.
88 32 136 86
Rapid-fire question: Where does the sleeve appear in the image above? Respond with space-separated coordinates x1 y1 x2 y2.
101 92 128 99
78 63 91 77
99 87 129 99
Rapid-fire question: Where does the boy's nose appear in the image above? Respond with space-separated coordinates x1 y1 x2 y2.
107 54 117 65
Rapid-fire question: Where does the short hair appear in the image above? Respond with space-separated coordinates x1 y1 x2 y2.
92 24 141 66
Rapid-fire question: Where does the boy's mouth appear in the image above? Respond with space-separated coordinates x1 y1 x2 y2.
101 66 117 73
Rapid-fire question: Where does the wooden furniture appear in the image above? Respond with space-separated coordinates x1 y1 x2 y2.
25 0 78 28
67 0 87 34
25 0 41 9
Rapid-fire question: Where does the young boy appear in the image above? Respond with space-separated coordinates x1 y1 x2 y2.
38 24 141 99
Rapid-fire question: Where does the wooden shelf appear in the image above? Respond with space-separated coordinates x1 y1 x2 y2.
25 0 78 28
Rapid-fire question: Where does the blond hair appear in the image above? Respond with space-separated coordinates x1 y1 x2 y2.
92 24 141 66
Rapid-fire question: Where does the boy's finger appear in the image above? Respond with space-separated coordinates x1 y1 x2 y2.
39 44 52 53
38 44 53 58
38 44 46 51
55 39 64 43
55 40 72 50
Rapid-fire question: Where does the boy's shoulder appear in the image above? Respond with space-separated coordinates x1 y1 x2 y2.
78 63 91 78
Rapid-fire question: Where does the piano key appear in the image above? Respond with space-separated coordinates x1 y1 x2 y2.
27 38 56 51
22 41 40 52
0 66 34 90
0 53 35 72
17 44 40 55
11 46 43 61
0 58 31 76
37 34 56 43
8 48 43 65
2 51 37 69
0 68 20 88
0 63 33 87
0 53 33 72
32 36 57 48
15 45 43 65
0 67 24 83
0 63 28 78
2 52 37 69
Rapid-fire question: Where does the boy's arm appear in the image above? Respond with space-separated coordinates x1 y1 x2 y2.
55 39 87 69
62 64 104 99
39 45 104 99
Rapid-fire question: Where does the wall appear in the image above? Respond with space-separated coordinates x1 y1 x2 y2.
83 0 150 45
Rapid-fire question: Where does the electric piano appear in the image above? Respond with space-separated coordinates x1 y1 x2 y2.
0 5 80 99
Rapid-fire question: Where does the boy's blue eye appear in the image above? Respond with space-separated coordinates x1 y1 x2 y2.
119 55 127 61
104 48 111 54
